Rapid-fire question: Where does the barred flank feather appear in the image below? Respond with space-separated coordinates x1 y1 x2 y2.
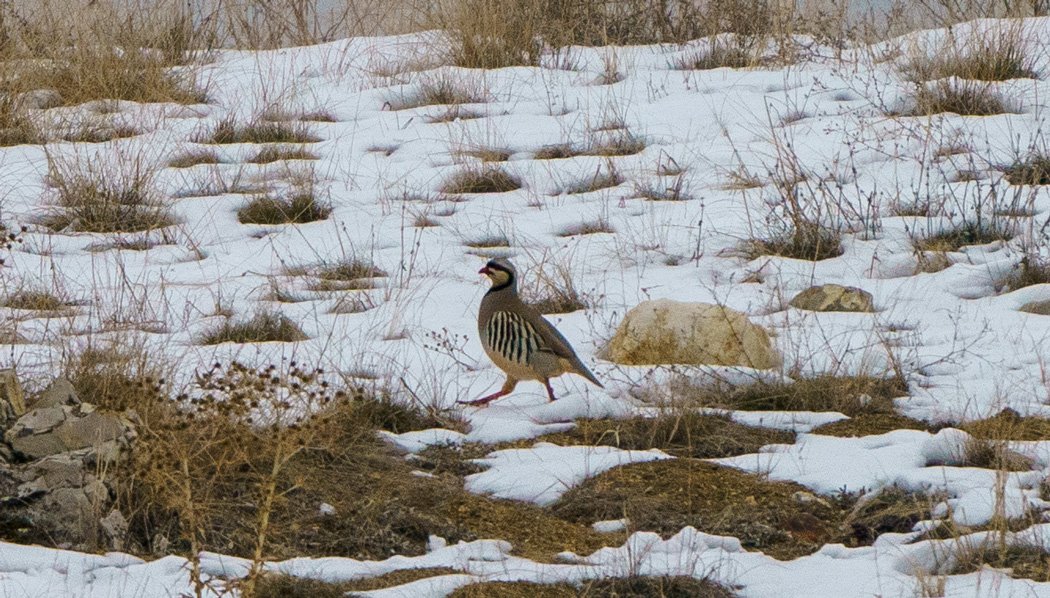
487 311 540 365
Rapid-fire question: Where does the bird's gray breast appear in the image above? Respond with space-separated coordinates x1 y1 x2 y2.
485 311 542 366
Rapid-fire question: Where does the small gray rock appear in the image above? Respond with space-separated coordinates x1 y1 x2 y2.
34 379 80 409
19 88 62 110
99 510 128 551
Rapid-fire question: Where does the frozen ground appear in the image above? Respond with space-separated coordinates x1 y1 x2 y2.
4 16 1050 598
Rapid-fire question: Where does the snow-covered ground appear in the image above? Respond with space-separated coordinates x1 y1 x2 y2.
4 16 1050 598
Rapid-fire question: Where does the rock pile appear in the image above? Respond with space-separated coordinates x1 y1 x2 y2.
1 373 136 550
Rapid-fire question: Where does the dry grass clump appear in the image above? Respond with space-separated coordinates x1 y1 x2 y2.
540 413 794 458
386 74 486 110
62 342 165 411
450 577 735 598
440 167 522 194
3 48 205 106
998 256 1050 292
199 311 308 344
0 95 42 146
636 175 689 201
912 222 1011 252
552 460 838 560
744 221 843 261
253 569 458 598
902 33 1039 83
837 486 947 546
237 193 331 225
811 413 933 437
672 40 752 70
519 261 592 314
951 544 1050 582
168 149 221 169
42 153 175 233
953 437 1033 471
60 124 140 143
200 117 321 144
247 147 319 164
900 80 1013 117
584 133 646 157
466 234 512 248
558 219 615 237
702 375 908 417
964 408 1050 441
1003 153 1050 185
535 144 579 160
317 260 387 285
457 148 512 162
561 169 624 194
2 290 70 311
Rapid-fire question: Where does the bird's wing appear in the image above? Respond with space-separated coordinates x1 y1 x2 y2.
523 304 580 360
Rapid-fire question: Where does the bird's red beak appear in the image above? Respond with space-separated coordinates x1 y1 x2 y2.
478 266 491 275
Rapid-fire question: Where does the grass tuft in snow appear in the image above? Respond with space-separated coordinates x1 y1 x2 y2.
440 167 522 194
701 375 908 418
902 30 1039 83
535 144 580 160
386 73 486 110
199 311 308 344
1003 152 1050 185
744 221 843 261
901 80 1013 117
541 413 793 458
519 261 593 314
561 168 624 194
42 153 175 233
912 222 1011 252
200 116 321 144
2 290 70 311
0 95 42 146
247 147 319 164
950 544 1050 582
450 577 736 597
998 256 1050 292
672 39 752 70
237 192 331 225
254 569 458 597
59 124 139 144
559 219 615 237
168 149 221 169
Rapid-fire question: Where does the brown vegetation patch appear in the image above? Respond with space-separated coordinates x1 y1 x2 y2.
2 290 71 311
535 144 579 160
247 147 319 164
562 170 624 194
199 311 308 344
901 80 1013 117
744 221 843 261
964 409 1050 441
441 168 522 194
450 577 736 598
169 149 221 168
558 220 615 237
538 413 794 458
1003 153 1050 185
912 223 1011 252
201 117 321 144
703 375 908 417
237 194 330 225
811 413 933 437
951 544 1050 582
253 569 459 597
552 460 838 560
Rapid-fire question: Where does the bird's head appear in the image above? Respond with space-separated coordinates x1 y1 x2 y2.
479 258 516 290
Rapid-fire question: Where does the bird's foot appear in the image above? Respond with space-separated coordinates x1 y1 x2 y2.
458 392 505 406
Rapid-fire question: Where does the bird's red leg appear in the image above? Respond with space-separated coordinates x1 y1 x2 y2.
460 378 517 406
544 380 558 402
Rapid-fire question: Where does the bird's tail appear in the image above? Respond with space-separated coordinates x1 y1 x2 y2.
572 359 604 389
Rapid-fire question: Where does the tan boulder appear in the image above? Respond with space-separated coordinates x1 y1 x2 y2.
789 284 875 313
603 299 779 369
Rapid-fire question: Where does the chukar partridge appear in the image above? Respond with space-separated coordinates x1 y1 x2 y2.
460 258 603 406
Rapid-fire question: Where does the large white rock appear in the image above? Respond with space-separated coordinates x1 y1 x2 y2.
603 299 780 369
